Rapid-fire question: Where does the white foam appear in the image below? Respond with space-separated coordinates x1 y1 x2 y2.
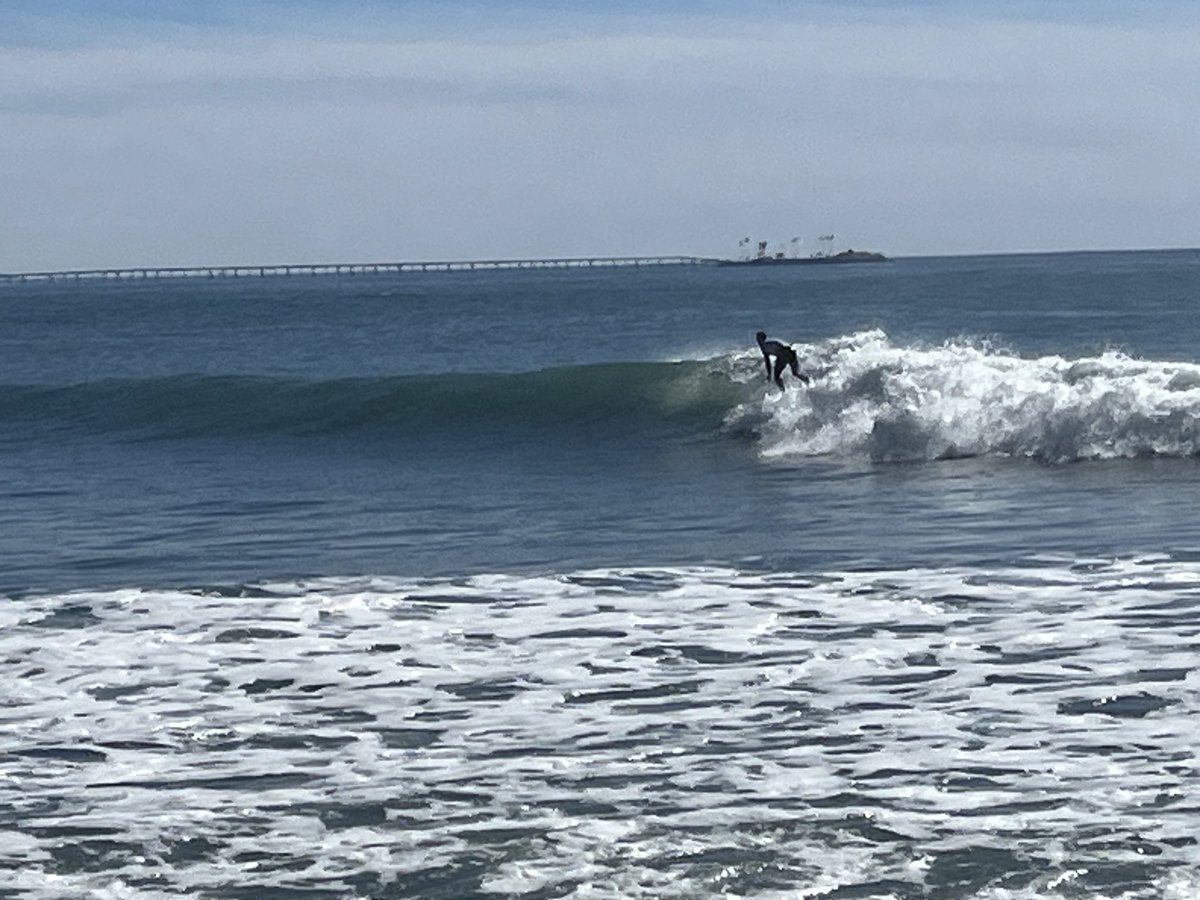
724 329 1200 462
3 558 1200 896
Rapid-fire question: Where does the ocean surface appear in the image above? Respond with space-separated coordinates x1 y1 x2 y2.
3 250 1200 897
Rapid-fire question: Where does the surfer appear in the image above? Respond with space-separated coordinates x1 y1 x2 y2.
756 331 809 390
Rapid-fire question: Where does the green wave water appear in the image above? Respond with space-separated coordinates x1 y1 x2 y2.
0 360 750 438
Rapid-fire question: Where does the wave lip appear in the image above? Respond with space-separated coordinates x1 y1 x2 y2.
727 329 1200 463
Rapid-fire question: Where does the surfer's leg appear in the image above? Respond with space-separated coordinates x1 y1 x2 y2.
773 357 787 390
787 350 809 384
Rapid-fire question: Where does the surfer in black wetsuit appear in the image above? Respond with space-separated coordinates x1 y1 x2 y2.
756 331 809 390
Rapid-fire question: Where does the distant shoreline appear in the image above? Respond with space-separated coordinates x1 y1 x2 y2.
6 247 1200 283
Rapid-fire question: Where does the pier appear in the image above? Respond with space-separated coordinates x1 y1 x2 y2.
0 255 717 284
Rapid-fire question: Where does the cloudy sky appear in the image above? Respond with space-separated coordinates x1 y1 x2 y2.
2 1 1198 270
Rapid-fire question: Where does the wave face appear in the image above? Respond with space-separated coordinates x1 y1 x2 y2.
727 329 1200 463
0 361 747 439
10 330 1200 463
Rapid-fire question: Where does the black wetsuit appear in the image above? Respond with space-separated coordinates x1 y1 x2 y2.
756 331 808 390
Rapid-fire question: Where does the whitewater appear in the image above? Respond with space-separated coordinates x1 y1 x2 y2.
4 251 1200 897
727 329 1200 463
6 559 1200 897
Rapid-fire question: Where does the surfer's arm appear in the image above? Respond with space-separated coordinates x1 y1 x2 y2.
761 350 772 380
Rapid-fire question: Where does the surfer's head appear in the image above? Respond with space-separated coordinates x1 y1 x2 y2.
756 331 767 346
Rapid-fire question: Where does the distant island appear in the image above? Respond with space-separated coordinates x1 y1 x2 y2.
721 237 887 266
720 248 887 266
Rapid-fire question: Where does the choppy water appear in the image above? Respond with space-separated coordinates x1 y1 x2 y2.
4 251 1200 897
5 558 1200 897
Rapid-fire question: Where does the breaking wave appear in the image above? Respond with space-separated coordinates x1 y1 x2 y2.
727 329 1200 463
7 330 1200 463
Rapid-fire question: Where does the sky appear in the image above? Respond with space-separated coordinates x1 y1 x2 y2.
2 1 1198 270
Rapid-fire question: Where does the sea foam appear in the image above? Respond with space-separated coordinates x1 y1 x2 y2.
726 329 1200 462
3 557 1200 897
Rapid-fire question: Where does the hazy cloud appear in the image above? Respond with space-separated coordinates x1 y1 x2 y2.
2 5 1198 269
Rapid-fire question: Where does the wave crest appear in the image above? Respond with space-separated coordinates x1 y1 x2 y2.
727 329 1200 463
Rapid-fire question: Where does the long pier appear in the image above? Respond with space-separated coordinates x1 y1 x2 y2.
0 255 717 284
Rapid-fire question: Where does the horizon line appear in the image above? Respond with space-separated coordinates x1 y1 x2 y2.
4 245 1200 281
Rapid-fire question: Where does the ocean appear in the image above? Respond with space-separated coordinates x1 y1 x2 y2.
3 250 1200 898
